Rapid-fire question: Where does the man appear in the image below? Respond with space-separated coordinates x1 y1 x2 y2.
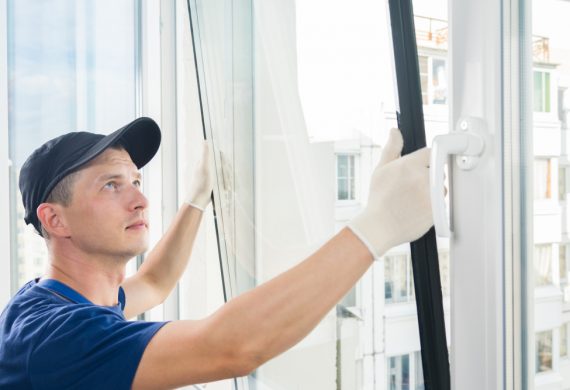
0 117 432 389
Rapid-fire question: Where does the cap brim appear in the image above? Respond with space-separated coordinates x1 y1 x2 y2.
65 117 161 174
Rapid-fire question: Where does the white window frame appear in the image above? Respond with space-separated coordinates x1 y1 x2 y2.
0 0 10 309
335 152 359 204
449 0 517 388
533 68 555 114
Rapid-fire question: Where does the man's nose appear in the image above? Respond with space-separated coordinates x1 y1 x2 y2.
128 185 148 212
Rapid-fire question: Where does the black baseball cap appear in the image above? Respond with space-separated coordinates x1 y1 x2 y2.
19 117 161 236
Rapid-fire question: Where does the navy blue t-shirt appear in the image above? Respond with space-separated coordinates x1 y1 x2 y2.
0 278 168 389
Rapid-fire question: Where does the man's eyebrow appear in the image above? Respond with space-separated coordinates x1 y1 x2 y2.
97 172 142 182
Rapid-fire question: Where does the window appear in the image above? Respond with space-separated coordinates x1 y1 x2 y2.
534 70 552 113
560 244 568 287
561 324 568 359
438 251 450 298
418 55 448 106
387 352 425 390
186 0 451 388
336 154 357 201
7 0 139 292
385 254 414 304
413 351 425 390
560 166 567 201
534 159 552 200
535 244 553 287
536 330 553 373
388 354 410 390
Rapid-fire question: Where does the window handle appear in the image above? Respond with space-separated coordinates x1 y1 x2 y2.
430 118 485 237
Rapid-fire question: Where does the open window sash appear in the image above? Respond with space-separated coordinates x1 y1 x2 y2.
387 1 451 389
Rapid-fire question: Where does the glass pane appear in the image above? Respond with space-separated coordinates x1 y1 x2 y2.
338 178 349 200
414 351 425 390
559 166 566 201
385 254 410 303
536 330 553 373
534 159 551 199
545 72 551 112
188 0 449 388
561 324 568 358
431 58 447 104
8 0 137 292
535 71 544 112
535 244 553 286
388 354 410 390
530 2 570 386
560 244 567 285
338 155 348 177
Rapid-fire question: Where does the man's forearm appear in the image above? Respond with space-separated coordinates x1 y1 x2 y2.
205 227 374 368
139 203 203 299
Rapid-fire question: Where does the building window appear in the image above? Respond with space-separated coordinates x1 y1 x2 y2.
534 159 552 200
413 351 425 390
535 244 553 287
385 254 414 304
336 154 356 201
438 251 450 297
388 352 425 390
388 354 410 390
419 55 448 106
534 70 552 113
536 330 553 373
560 166 567 202
560 244 568 287
561 324 568 359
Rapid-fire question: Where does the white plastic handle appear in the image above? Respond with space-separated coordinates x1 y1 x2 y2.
430 131 484 237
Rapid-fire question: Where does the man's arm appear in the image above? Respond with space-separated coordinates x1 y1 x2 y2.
131 129 433 389
132 227 373 389
122 142 213 319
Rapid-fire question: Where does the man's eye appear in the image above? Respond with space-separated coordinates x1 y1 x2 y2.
104 182 118 190
133 179 142 187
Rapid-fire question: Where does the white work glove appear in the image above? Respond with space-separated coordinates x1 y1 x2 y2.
185 141 214 211
347 128 433 258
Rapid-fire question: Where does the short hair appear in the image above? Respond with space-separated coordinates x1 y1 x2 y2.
39 143 125 239
40 171 81 239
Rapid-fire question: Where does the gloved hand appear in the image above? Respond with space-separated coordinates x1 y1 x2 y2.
185 141 214 211
347 128 433 258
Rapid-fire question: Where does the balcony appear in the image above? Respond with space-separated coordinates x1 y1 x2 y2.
414 15 448 50
533 35 551 63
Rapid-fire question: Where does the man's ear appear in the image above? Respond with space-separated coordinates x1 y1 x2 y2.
36 203 71 238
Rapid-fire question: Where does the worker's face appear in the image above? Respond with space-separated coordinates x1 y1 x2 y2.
62 148 149 260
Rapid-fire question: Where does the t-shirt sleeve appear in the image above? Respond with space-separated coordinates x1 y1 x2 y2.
28 305 168 390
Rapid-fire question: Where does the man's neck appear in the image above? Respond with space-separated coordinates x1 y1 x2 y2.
42 250 128 307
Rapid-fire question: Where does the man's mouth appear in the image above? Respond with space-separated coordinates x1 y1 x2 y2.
126 220 148 230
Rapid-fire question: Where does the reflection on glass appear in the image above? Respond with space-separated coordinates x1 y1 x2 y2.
388 354 410 390
431 58 447 104
188 0 449 388
535 244 553 286
536 330 553 373
534 71 552 113
534 159 552 200
561 324 568 358
531 4 570 386
385 254 413 304
7 0 137 290
414 351 425 390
